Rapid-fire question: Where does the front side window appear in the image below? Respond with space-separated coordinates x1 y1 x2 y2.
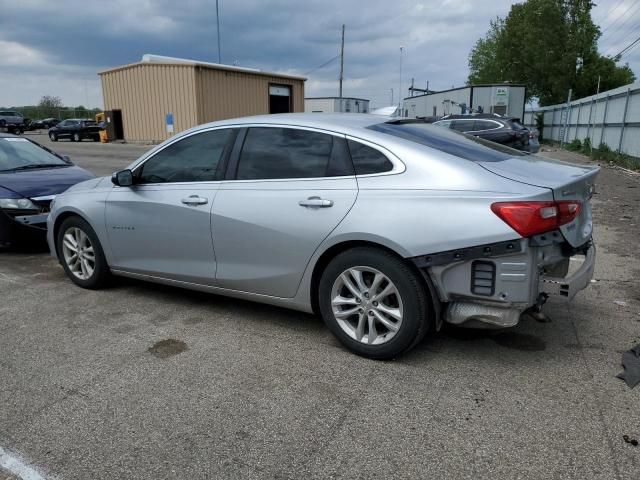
138 129 233 184
236 127 343 180
347 139 393 175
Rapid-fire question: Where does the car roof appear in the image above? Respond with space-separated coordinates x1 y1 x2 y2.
186 113 391 140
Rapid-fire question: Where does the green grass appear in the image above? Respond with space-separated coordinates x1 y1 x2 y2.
541 139 640 172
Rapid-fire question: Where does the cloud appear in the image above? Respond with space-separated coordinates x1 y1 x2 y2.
0 0 637 109
0 40 47 66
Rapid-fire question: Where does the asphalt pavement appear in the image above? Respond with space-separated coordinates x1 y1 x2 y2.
1 136 639 479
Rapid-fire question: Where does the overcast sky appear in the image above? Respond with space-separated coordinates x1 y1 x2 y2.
0 0 638 109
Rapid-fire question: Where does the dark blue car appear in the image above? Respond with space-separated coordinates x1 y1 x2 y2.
0 133 94 248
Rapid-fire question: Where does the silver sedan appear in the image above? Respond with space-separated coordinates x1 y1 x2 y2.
47 114 598 359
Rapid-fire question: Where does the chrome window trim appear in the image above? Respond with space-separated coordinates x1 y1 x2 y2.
129 122 405 185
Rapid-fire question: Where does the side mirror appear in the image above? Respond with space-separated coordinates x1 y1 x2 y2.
112 169 134 187
62 155 71 163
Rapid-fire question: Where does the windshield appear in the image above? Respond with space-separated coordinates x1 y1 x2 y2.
0 137 68 171
368 122 527 162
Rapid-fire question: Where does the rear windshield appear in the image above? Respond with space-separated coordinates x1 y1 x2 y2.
510 120 526 130
368 122 527 162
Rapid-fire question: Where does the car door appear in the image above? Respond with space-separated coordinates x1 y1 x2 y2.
105 127 236 284
212 126 358 298
56 120 70 137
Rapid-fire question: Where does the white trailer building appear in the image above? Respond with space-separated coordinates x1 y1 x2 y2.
403 84 526 120
305 97 370 113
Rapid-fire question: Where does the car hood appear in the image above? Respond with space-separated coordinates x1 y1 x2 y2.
0 165 95 199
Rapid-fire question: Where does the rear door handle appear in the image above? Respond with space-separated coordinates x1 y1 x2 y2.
181 195 208 206
298 196 333 208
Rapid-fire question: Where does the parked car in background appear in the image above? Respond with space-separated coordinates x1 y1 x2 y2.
26 119 45 130
48 119 101 142
42 118 62 128
434 114 531 151
0 133 94 248
0 110 26 135
48 113 598 359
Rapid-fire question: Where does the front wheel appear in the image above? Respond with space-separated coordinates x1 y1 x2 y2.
56 216 111 289
72 132 81 142
319 247 430 359
49 132 58 141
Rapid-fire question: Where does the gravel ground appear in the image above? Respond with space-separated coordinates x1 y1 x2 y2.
1 138 639 479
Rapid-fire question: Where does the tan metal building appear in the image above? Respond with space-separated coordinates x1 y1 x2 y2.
99 54 306 143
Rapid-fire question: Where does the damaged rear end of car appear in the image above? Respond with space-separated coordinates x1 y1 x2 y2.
428 158 597 328
369 121 599 329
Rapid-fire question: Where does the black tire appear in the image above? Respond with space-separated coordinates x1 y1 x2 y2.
72 132 81 142
319 247 430 359
49 132 58 142
93 135 100 142
56 216 111 289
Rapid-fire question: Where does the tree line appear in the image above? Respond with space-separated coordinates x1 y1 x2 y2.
468 0 635 106
1 95 101 121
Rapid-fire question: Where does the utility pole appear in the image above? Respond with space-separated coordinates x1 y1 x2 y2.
216 0 221 63
390 88 394 106
339 24 345 99
398 46 404 113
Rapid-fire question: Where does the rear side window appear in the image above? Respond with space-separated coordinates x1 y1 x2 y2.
450 120 475 132
474 120 500 131
347 140 393 175
139 128 233 183
237 127 350 180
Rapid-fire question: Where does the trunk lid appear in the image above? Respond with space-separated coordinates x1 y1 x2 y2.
479 156 599 247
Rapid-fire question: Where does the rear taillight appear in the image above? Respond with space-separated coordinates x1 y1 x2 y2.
491 201 581 237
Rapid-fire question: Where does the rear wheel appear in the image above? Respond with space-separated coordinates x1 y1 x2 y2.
319 247 430 359
56 216 111 289
72 132 81 142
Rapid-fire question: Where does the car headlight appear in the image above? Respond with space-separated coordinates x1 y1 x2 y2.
0 198 38 210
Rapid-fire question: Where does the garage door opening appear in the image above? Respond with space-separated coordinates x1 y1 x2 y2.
269 85 291 114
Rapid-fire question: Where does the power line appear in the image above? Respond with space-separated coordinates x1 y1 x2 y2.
601 2 640 46
613 34 640 57
603 18 640 56
303 54 341 75
600 0 640 34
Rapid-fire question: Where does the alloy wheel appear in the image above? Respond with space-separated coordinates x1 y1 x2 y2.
61 227 95 280
331 266 404 345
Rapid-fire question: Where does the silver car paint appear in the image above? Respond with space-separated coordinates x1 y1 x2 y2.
47 113 597 325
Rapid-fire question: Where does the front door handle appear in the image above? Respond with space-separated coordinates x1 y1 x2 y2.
298 196 334 208
181 195 208 206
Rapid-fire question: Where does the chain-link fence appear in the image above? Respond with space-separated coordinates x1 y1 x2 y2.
8 107 101 122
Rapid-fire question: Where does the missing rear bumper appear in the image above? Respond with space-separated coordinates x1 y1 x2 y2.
539 244 595 301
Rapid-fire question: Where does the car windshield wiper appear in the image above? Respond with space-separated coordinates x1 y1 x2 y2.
0 163 69 172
